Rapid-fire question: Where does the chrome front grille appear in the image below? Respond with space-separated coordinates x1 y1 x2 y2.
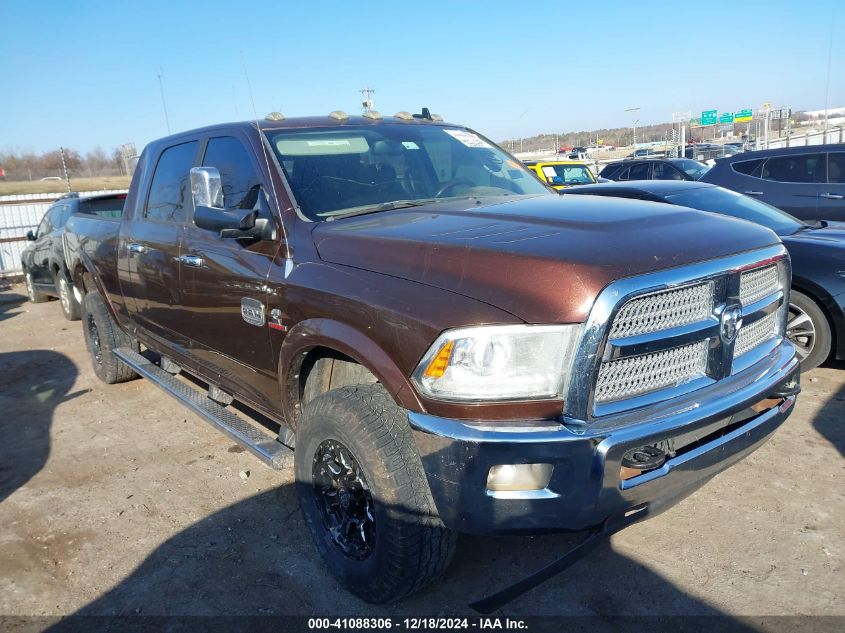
569 250 789 418
734 310 779 358
740 265 779 306
595 340 708 403
609 282 714 339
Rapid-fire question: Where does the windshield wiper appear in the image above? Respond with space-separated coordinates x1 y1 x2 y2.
323 199 439 221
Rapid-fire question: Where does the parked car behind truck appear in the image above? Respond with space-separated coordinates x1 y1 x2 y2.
21 191 126 320
64 111 800 603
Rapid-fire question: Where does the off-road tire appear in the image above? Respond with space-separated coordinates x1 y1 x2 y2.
788 290 831 371
81 291 138 384
295 385 457 603
56 272 81 321
24 271 49 303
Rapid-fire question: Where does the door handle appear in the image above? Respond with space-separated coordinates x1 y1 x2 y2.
127 242 148 254
179 254 204 267
820 193 844 200
744 191 764 196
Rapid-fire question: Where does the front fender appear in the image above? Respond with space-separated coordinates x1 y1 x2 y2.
278 318 423 423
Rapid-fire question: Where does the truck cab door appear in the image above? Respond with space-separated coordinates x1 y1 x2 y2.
121 140 199 346
179 134 284 414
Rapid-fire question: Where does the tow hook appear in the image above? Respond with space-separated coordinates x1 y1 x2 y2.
620 445 667 481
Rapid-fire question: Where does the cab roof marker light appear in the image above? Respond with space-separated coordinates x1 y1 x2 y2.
394 111 414 120
431 114 444 122
328 110 349 121
264 112 285 121
362 110 383 120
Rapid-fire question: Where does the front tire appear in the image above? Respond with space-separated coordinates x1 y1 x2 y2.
295 385 457 603
787 290 831 371
81 291 138 384
24 271 49 303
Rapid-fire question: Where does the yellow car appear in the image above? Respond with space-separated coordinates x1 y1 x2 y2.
523 160 596 190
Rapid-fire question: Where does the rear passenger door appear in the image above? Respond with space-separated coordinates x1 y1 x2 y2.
179 133 282 411
122 140 199 344
818 151 845 221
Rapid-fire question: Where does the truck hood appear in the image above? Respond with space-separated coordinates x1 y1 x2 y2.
312 195 780 323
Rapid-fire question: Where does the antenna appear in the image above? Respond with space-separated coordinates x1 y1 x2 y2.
157 67 171 133
240 51 291 261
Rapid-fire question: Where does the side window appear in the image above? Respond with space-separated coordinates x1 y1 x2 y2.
828 152 845 184
761 153 825 183
52 204 71 228
732 158 765 177
653 163 683 180
600 164 621 179
627 162 651 180
202 136 262 209
36 209 53 237
617 166 631 180
145 141 199 222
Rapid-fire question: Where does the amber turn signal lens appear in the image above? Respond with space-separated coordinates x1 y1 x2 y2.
423 341 454 379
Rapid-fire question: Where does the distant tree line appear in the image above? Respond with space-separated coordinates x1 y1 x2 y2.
0 146 129 181
500 121 679 154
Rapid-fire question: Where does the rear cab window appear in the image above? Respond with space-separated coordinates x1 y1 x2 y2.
79 195 127 220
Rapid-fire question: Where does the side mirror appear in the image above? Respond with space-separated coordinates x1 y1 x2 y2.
190 166 224 209
26 230 36 241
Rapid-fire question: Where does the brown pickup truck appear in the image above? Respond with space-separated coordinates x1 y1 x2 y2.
64 111 800 604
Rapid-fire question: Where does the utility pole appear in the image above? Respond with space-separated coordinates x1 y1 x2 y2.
625 107 641 148
360 86 376 114
59 147 71 193
157 68 171 133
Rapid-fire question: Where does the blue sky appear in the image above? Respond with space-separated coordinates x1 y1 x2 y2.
1 0 841 154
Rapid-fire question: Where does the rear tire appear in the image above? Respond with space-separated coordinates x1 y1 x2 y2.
81 291 138 384
56 273 81 321
787 290 831 371
24 271 49 303
295 384 457 603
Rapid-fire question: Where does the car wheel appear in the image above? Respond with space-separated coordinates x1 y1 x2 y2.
56 273 81 321
295 384 457 603
786 290 831 371
24 271 49 303
81 291 138 384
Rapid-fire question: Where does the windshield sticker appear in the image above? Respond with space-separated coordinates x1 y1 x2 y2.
542 166 558 178
443 129 492 149
402 141 420 150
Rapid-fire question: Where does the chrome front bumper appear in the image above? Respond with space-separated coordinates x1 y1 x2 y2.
409 341 799 535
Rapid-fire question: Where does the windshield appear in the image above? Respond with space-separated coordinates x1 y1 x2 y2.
265 124 549 220
664 186 804 235
672 159 710 180
543 164 595 185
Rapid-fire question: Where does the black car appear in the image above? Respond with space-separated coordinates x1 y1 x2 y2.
563 179 845 370
21 192 126 320
599 158 710 182
700 144 845 221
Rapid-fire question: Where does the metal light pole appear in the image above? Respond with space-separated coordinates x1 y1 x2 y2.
625 107 641 148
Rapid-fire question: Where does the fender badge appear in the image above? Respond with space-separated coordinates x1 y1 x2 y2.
241 298 265 327
268 307 287 331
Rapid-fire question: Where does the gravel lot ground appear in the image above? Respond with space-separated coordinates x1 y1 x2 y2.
0 283 843 625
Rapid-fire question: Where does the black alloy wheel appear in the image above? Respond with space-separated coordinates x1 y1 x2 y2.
312 439 376 561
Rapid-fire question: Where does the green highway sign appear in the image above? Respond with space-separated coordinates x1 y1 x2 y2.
701 110 718 126
719 112 735 124
690 117 702 128
735 109 753 123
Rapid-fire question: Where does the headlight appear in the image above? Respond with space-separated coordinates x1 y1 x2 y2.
411 324 583 402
